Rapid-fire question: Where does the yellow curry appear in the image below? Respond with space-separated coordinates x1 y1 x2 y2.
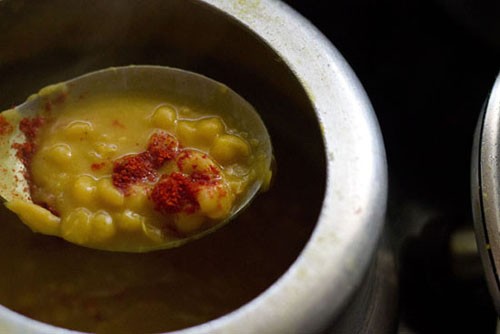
4 84 265 251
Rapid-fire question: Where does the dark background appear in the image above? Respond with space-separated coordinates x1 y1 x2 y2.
284 0 500 333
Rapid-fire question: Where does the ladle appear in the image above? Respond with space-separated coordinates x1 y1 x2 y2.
0 65 272 252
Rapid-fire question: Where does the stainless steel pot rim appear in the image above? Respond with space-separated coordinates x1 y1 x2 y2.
201 2 387 333
0 0 388 333
472 72 500 314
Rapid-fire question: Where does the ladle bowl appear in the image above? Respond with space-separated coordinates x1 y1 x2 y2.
0 65 272 252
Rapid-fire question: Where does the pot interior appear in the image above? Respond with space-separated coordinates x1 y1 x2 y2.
0 0 326 332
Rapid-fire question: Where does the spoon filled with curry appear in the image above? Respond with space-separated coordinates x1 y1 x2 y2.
0 66 272 252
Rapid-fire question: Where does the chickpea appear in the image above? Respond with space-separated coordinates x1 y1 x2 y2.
117 210 144 232
61 208 92 245
63 121 93 140
210 134 250 165
151 105 177 131
176 150 217 174
91 211 116 242
176 120 198 147
72 175 97 205
142 223 163 243
44 143 72 165
197 184 233 219
97 178 124 208
193 117 225 145
175 214 205 235
94 142 118 159
125 187 149 212
177 117 225 149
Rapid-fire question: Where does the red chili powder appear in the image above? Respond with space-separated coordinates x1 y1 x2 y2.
0 115 13 135
147 132 179 168
112 152 156 193
111 131 223 216
12 116 45 169
150 161 222 215
19 117 45 141
150 172 200 214
111 132 180 192
91 162 106 171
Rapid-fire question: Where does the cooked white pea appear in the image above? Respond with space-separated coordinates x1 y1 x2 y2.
63 121 93 140
61 208 92 245
210 134 250 165
97 178 124 208
117 210 144 232
151 104 177 131
44 144 72 165
91 211 116 242
174 214 205 235
72 175 96 205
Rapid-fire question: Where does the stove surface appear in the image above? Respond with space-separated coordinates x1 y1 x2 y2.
285 0 500 333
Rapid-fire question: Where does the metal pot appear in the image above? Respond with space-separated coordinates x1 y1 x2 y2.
0 0 388 333
472 73 500 317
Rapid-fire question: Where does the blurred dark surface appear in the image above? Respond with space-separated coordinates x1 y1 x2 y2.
284 0 500 333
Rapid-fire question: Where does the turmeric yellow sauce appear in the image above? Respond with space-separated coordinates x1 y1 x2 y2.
5 88 264 251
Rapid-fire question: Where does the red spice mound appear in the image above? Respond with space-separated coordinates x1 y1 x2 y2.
147 132 179 168
150 160 222 216
0 115 13 135
150 172 200 214
19 117 45 141
112 131 180 193
112 152 156 193
12 142 35 168
112 131 225 217
12 116 45 169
